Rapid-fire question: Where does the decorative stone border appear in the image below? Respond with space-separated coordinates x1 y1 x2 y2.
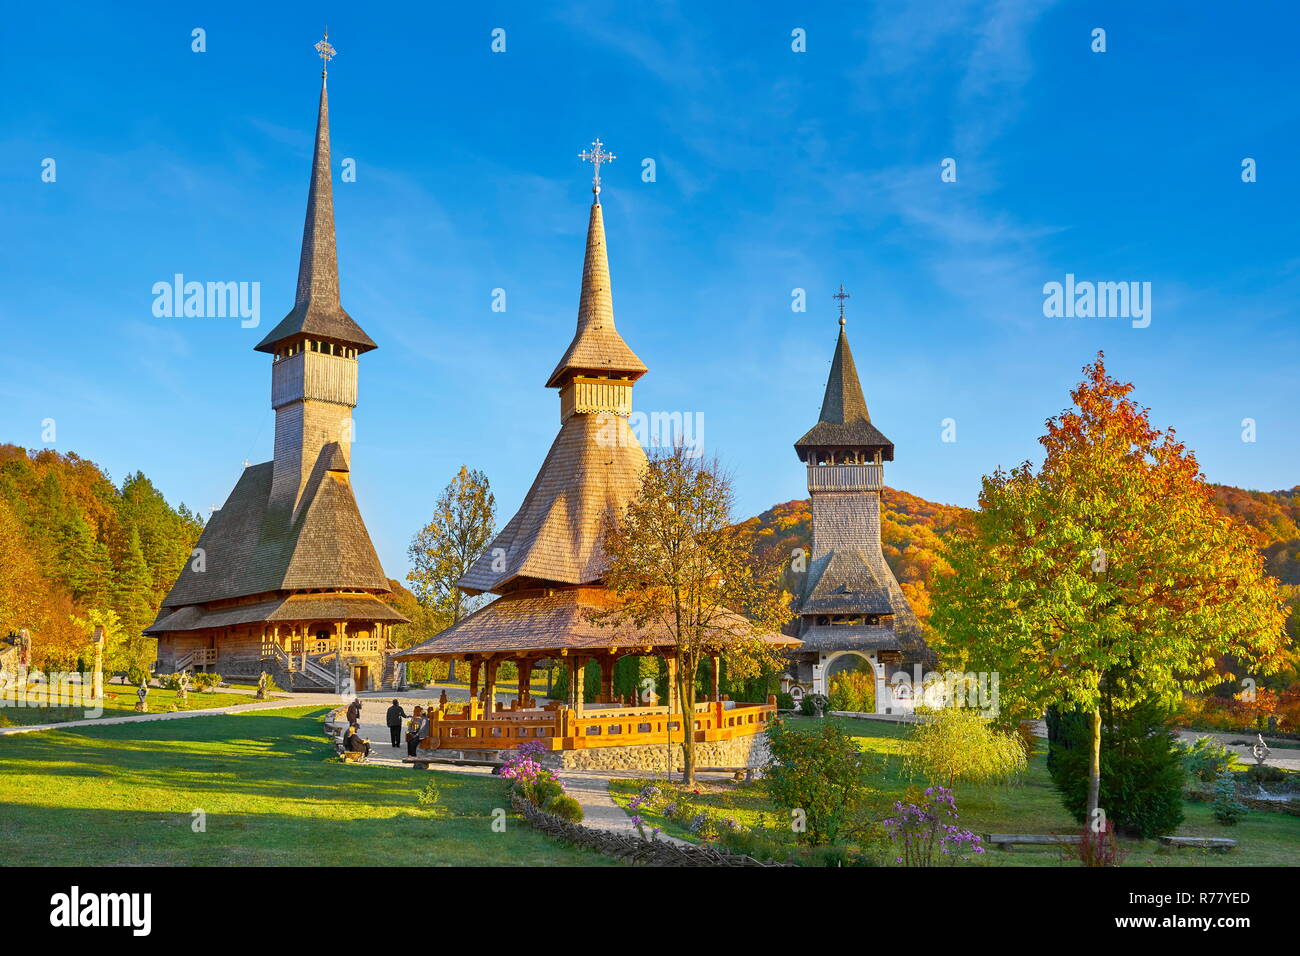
509 792 793 867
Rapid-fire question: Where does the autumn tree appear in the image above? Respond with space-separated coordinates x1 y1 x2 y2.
931 354 1289 828
406 467 496 678
594 446 789 784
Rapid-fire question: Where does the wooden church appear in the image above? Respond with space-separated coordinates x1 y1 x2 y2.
146 42 407 692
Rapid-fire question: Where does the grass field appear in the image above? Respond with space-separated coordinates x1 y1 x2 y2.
0 686 270 726
611 716 1300 867
0 706 613 866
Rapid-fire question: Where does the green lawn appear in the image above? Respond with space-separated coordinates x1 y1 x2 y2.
0 706 614 866
0 687 268 726
612 716 1300 867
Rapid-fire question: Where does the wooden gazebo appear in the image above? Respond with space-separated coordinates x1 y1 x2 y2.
394 158 796 763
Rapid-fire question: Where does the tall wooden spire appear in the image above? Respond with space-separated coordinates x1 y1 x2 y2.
545 197 647 388
255 39 375 355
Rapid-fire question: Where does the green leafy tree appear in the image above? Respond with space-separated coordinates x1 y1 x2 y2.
407 467 496 624
931 355 1289 827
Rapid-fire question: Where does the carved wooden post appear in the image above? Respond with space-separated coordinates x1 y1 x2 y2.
483 658 498 716
518 658 533 707
710 653 721 702
599 655 615 704
469 659 481 699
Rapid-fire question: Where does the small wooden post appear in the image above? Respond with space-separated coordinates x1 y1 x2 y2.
710 653 721 702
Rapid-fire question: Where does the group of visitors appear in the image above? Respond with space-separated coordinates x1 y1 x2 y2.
339 695 450 761
386 699 429 756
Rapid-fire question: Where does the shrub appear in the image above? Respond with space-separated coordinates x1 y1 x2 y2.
766 718 870 845
799 693 829 717
904 707 1027 789
828 672 875 714
1060 820 1127 868
1211 772 1248 826
544 794 584 823
126 664 151 687
191 672 222 693
1177 736 1239 783
417 779 441 807
1244 764 1286 785
1049 699 1185 838
775 692 795 711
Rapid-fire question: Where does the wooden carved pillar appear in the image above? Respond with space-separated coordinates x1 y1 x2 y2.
518 659 533 708
710 654 721 702
598 655 616 704
569 656 585 715
469 659 481 700
665 655 679 713
483 659 498 716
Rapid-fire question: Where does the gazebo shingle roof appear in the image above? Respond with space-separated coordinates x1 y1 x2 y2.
393 587 798 660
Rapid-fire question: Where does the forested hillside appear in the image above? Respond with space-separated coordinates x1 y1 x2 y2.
741 483 1300 637
0 445 203 672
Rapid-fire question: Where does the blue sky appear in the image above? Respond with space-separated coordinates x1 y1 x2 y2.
2 1 1297 579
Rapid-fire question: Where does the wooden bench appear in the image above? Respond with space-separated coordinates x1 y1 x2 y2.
1158 836 1237 852
403 755 502 770
696 766 758 782
985 833 1082 851
334 740 368 763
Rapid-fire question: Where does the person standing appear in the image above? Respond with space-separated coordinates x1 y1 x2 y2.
346 697 362 729
406 706 428 757
386 698 408 747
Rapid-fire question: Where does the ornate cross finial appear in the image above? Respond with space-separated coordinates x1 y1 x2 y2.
315 28 336 76
579 138 616 198
833 284 851 326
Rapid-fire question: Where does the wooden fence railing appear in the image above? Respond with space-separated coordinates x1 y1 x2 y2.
422 698 777 751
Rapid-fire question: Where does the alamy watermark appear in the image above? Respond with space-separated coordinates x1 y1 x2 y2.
595 411 705 458
152 274 260 328
1043 273 1151 328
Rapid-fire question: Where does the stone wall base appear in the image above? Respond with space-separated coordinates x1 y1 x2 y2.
421 733 770 772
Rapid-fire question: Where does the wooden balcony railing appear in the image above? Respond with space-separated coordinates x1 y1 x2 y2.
421 698 778 752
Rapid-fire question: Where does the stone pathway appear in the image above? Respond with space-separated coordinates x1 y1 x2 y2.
0 691 330 737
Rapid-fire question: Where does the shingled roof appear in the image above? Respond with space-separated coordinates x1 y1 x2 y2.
458 411 647 595
156 444 392 612
545 200 647 387
255 73 376 355
795 323 894 460
394 586 798 660
796 550 896 617
146 593 408 635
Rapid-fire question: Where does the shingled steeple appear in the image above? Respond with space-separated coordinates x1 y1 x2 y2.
795 307 893 462
254 58 376 355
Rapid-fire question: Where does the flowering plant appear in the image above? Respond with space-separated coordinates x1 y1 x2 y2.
500 741 562 806
882 786 984 866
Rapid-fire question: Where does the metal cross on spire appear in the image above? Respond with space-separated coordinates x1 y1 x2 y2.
579 139 616 197
315 28 336 76
833 284 851 325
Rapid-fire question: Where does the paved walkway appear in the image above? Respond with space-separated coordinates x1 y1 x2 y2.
0 691 332 737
